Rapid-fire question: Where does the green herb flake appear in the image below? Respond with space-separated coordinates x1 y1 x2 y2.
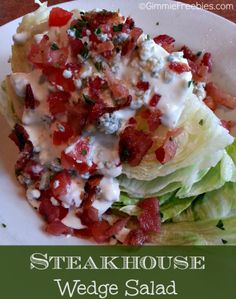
80 43 89 59
95 27 102 35
83 94 95 105
221 239 228 244
81 149 87 156
196 51 202 57
199 119 204 126
51 42 59 51
187 80 192 88
1 223 6 228
95 61 103 71
113 24 123 32
216 219 225 231
146 34 151 40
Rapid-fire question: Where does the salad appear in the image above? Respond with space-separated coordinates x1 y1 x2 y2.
1 1 236 245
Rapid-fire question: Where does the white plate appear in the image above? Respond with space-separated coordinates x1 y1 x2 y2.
0 0 235 245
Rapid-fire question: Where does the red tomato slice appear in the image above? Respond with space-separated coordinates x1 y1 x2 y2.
49 7 73 27
53 122 74 145
48 91 70 116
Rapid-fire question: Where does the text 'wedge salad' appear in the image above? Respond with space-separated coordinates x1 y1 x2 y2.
1 2 236 245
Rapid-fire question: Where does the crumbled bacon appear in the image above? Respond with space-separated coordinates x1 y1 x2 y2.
25 84 39 109
138 198 160 233
121 27 143 56
188 61 209 82
9 124 29 151
221 120 236 132
169 62 191 74
180 45 197 61
125 228 148 245
136 81 149 91
155 138 178 164
45 220 73 236
203 96 217 111
15 141 33 173
149 94 161 107
119 126 153 166
206 82 236 109
39 192 68 223
153 34 175 52
202 52 213 73
96 41 114 54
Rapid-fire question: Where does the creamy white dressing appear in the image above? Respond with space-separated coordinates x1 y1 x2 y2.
60 179 84 208
91 133 122 177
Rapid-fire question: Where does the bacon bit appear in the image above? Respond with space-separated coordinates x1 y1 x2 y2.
73 228 92 239
106 217 129 237
23 160 44 180
48 91 70 116
50 170 71 199
90 220 111 243
155 136 178 164
119 126 153 166
9 124 29 151
153 34 175 46
138 198 160 233
25 84 39 109
43 66 75 92
147 109 162 131
149 94 161 107
53 122 73 145
206 82 236 109
84 11 122 31
136 81 149 91
124 17 135 30
79 207 99 226
39 193 68 223
169 62 191 74
124 228 148 245
96 41 114 54
180 45 197 61
202 52 213 73
69 38 84 57
45 220 73 236
221 120 236 132
203 96 217 111
88 76 107 100
189 61 209 82
67 102 89 135
128 117 137 125
82 175 103 208
105 69 129 99
121 27 143 56
15 141 33 173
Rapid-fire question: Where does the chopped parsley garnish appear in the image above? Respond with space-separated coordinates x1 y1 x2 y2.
196 51 202 57
187 80 192 88
95 27 102 35
199 119 204 126
51 42 59 51
80 42 89 59
95 61 103 71
216 219 225 231
146 34 151 40
83 94 95 105
81 149 87 156
221 239 228 244
1 223 6 228
75 29 83 38
113 24 123 32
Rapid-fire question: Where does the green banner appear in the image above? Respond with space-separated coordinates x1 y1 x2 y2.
0 246 235 298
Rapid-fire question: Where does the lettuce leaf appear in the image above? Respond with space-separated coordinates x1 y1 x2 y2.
153 215 236 245
122 95 233 181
